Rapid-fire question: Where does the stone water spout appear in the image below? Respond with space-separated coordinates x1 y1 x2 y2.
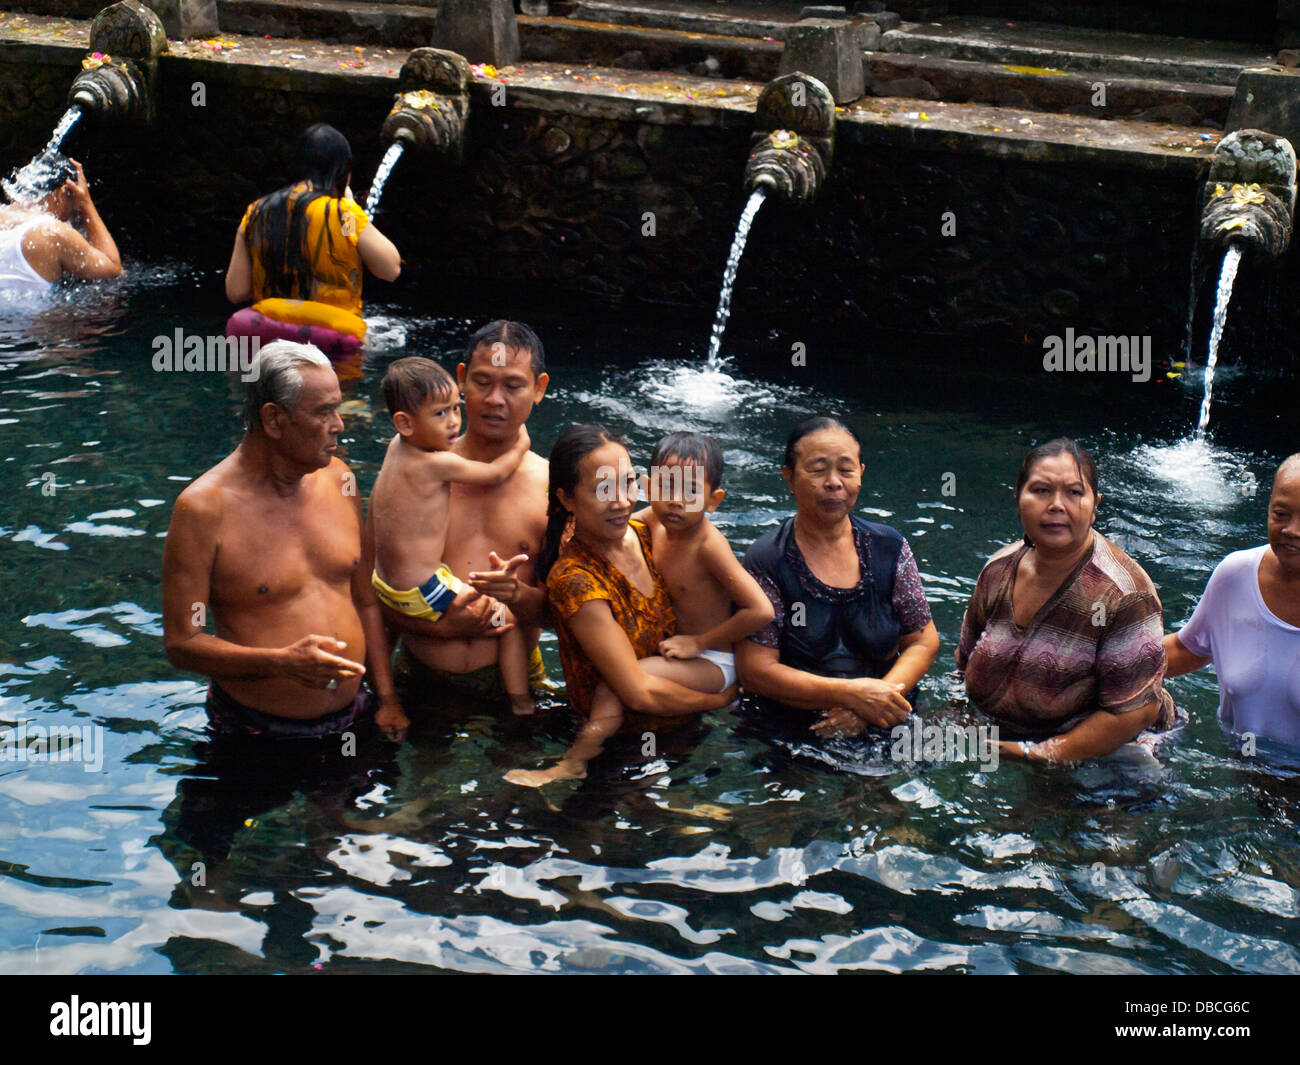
67 2 165 125
742 73 836 205
1198 129 1297 262
380 49 473 162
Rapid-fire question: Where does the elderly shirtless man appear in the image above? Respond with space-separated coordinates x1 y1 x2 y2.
162 340 407 740
382 321 550 700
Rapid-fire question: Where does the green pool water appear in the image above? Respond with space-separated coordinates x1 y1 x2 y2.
1 264 1298 975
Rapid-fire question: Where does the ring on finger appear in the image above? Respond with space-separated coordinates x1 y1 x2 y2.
326 677 339 691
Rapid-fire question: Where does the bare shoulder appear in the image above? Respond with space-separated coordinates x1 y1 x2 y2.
701 519 741 561
516 450 550 516
170 455 239 538
321 455 362 504
23 215 65 239
519 449 549 485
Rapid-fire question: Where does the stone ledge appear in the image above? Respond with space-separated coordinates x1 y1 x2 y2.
570 1 792 39
838 95 1217 174
0 16 1216 175
883 15 1272 87
219 0 438 46
519 15 781 80
867 53 1233 126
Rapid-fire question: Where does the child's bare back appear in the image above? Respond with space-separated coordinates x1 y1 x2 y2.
371 434 456 590
368 357 535 714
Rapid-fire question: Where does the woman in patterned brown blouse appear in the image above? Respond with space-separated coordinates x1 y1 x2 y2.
957 438 1177 764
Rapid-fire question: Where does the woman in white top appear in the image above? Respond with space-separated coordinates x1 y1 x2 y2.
1164 454 1300 748
0 152 121 297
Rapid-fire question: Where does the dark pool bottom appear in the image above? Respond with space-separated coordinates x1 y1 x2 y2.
0 269 1298 974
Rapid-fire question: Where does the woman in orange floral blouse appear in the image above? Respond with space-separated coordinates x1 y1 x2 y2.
504 425 737 786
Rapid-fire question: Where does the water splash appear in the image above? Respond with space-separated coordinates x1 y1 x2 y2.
705 187 767 368
572 357 813 431
1123 437 1257 509
3 111 85 203
365 141 406 216
1194 242 1242 440
46 106 82 154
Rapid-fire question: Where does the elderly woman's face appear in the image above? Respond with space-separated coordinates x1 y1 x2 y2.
1267 469 1300 577
782 428 863 524
1018 453 1099 554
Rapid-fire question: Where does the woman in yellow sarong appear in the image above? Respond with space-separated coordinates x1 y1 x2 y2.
224 124 401 359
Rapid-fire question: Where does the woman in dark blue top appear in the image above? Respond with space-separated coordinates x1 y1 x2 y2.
737 417 938 738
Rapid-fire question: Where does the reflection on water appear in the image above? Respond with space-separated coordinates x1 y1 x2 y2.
1 267 1299 974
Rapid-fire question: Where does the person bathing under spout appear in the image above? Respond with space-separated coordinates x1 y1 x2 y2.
225 124 400 359
0 152 121 296
505 426 750 787
368 356 537 715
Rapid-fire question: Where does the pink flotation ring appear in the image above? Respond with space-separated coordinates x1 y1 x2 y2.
226 304 363 362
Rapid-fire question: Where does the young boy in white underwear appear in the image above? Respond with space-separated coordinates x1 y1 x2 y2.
635 430 774 694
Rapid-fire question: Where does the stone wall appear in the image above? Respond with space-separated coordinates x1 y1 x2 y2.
2 42 1284 363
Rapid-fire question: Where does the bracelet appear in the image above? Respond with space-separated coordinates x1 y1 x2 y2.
1020 741 1033 759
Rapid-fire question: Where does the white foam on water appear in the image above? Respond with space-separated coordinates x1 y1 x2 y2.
573 358 812 428
638 361 785 418
1125 437 1257 509
362 315 407 351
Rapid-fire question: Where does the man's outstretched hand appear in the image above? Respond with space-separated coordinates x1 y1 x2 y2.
468 551 530 606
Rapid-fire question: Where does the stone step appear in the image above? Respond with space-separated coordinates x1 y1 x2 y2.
882 15 1274 87
867 53 1232 127
520 15 780 79
569 1 794 39
835 90 1219 174
218 0 438 45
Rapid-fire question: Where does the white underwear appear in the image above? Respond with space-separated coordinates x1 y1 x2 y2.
698 648 736 692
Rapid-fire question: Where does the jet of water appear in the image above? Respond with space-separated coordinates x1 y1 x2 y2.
705 187 767 368
365 140 406 216
46 106 82 155
1194 242 1243 440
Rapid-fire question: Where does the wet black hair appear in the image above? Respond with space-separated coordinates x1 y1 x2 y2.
1014 437 1099 499
464 319 546 379
782 416 862 469
535 424 629 582
651 430 724 490
242 124 354 302
2 149 76 203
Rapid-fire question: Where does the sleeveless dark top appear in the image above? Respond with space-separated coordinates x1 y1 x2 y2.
743 515 907 679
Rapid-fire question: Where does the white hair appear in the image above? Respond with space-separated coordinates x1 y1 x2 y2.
242 340 332 431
